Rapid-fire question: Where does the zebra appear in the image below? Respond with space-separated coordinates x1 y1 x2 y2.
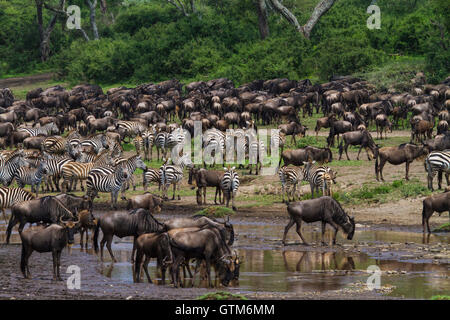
300 162 337 198
42 136 66 154
247 135 266 175
220 166 240 211
86 163 130 210
424 150 450 191
0 186 35 223
203 129 226 166
61 150 111 192
155 131 169 160
143 168 161 191
80 134 109 154
278 166 302 203
159 154 193 200
0 150 28 187
13 161 48 197
117 120 147 141
18 122 59 137
41 154 73 192
133 135 144 157
167 128 186 150
142 129 155 161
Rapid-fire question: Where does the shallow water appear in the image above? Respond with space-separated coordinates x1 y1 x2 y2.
2 218 449 299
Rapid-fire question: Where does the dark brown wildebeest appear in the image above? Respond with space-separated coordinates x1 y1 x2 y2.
188 167 224 205
278 147 332 168
6 196 77 244
77 209 97 249
411 120 434 143
338 130 378 161
278 122 307 144
134 232 173 283
422 191 450 233
0 122 15 146
20 218 79 280
282 197 355 246
327 120 353 147
168 227 235 288
126 192 163 213
314 114 336 139
375 143 429 181
423 132 450 151
437 120 448 135
93 208 166 262
54 193 91 215
375 114 392 139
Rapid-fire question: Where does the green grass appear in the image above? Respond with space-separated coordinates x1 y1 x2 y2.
195 206 235 218
431 295 450 300
433 222 450 233
197 291 248 300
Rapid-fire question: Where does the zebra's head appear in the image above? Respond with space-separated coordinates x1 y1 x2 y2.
135 155 147 171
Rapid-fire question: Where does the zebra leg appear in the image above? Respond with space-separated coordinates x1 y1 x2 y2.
2 209 7 225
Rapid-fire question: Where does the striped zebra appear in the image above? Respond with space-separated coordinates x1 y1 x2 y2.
160 154 193 200
117 120 147 141
203 129 226 166
247 134 266 175
42 136 66 154
0 187 35 223
143 168 161 191
41 154 73 192
0 150 28 187
14 161 48 197
18 122 59 137
167 128 186 150
133 135 144 157
142 129 155 161
86 163 130 210
270 130 285 156
220 167 240 211
300 162 336 198
155 131 169 160
278 166 302 203
61 150 111 192
424 150 450 191
80 134 109 154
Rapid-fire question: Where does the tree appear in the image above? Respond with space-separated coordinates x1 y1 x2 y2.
166 0 196 16
255 0 269 39
266 0 337 39
85 0 100 40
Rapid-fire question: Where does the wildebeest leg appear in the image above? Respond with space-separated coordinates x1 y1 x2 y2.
203 187 207 204
282 217 295 245
405 161 411 181
106 234 116 263
131 236 137 263
80 228 85 248
214 187 219 204
231 191 237 211
378 158 387 182
52 250 58 281
295 219 309 245
310 182 315 198
357 145 363 161
56 251 62 281
321 221 327 246
329 221 339 245
143 256 152 283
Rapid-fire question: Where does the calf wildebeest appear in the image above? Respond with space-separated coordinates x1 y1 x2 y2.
168 227 235 288
282 197 355 246
338 130 378 161
20 218 79 280
6 196 77 244
188 167 224 205
78 209 97 249
278 146 332 168
126 192 163 213
278 122 307 144
93 208 167 262
422 191 450 233
375 143 429 181
134 232 173 283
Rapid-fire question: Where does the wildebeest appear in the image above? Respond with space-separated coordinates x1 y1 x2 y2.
134 232 173 283
338 130 378 161
278 147 332 168
422 191 450 233
411 120 434 143
20 218 79 280
168 227 235 288
282 197 355 246
93 208 166 262
78 209 97 249
126 192 163 213
6 196 77 244
188 167 224 205
327 120 353 147
375 143 429 181
278 122 307 144
375 114 392 139
314 114 336 139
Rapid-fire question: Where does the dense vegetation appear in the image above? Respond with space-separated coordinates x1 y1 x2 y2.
0 0 448 86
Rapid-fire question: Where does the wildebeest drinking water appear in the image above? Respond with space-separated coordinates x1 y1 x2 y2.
282 196 355 246
6 196 77 244
20 217 79 281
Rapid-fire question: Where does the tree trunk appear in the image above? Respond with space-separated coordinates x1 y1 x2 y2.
256 0 270 39
35 0 63 62
86 0 99 40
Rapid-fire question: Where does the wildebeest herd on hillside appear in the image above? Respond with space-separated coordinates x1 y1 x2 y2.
0 74 449 285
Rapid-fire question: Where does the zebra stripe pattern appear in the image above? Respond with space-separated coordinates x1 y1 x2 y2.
14 161 48 196
159 154 193 200
155 131 169 160
80 134 109 154
143 168 161 191
0 186 35 222
425 150 450 190
301 162 336 198
220 167 240 210
18 122 59 137
0 151 27 187
278 166 301 203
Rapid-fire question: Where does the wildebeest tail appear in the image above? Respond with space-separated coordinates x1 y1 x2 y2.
20 244 27 276
93 220 100 252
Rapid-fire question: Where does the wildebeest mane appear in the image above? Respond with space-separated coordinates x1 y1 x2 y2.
130 208 166 233
328 197 351 231
40 196 74 221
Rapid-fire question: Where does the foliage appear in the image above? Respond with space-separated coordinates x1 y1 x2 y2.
197 291 248 300
432 222 450 233
195 206 235 218
430 295 450 300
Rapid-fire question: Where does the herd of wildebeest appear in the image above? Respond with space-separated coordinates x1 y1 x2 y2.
0 73 449 287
